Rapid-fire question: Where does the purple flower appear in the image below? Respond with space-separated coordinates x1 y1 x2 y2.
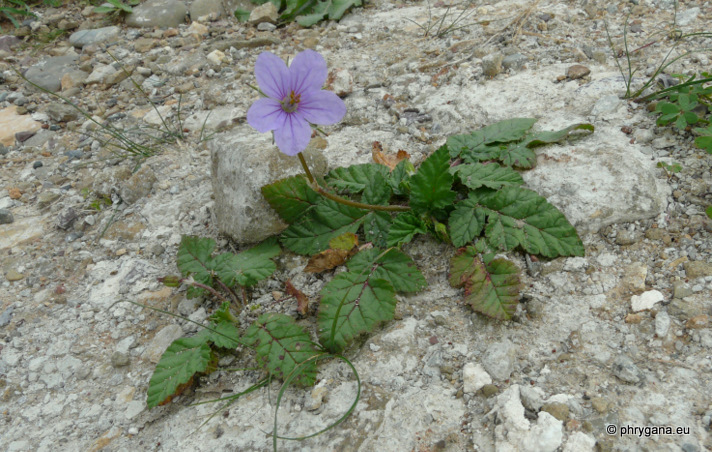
247 50 347 156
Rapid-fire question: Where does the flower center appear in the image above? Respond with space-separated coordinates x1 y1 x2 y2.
280 91 301 113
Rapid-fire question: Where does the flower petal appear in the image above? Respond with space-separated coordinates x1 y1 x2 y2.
273 114 312 156
298 90 347 125
247 98 285 133
255 52 290 100
289 50 328 95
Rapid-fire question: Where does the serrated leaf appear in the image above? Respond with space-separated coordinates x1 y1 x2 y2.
147 336 212 408
243 313 319 385
362 171 392 205
325 163 390 194
389 159 415 196
363 211 392 248
207 320 241 349
448 200 486 247
213 237 280 287
205 303 240 349
452 163 524 190
347 248 427 293
449 248 521 319
318 272 396 352
498 143 537 169
447 118 537 159
281 198 367 254
387 212 427 246
261 175 320 223
475 187 585 258
177 236 216 297
177 235 215 276
409 145 456 214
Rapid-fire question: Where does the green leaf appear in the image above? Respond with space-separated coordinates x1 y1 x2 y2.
177 236 216 297
261 175 320 223
362 171 392 205
675 114 688 130
409 146 456 214
206 303 240 349
147 336 212 408
296 0 329 26
447 118 537 159
657 161 682 173
706 206 712 220
213 237 280 287
363 211 392 248
387 212 428 246
325 163 390 194
656 102 680 114
498 143 537 169
448 200 486 247
318 272 396 352
347 248 427 293
234 8 251 22
327 0 361 19
682 111 699 125
523 123 595 148
472 186 585 258
243 313 319 385
449 247 521 320
452 163 524 190
694 136 712 154
281 198 367 254
389 159 415 196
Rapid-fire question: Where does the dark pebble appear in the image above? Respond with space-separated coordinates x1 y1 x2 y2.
66 231 83 242
33 161 43 169
0 208 13 224
49 125 61 131
57 207 78 230
15 131 36 142
0 144 8 156
0 305 14 327
64 149 83 160
106 112 126 121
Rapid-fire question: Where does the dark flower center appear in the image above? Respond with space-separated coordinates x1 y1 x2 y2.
281 91 301 113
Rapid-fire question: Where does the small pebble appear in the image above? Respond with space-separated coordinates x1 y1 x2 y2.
0 208 14 224
33 161 43 169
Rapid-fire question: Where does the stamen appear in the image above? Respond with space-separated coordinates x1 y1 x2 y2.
281 90 301 113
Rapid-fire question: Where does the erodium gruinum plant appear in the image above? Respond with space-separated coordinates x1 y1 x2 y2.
144 50 595 450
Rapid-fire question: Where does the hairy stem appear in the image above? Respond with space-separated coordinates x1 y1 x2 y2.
297 152 411 212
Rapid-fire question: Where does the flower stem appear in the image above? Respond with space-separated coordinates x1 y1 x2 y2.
297 152 315 184
296 152 411 213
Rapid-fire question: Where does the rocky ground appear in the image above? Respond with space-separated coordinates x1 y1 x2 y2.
1 0 712 451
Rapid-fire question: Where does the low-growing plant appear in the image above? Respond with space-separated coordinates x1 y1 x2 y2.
605 4 712 100
142 50 594 449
